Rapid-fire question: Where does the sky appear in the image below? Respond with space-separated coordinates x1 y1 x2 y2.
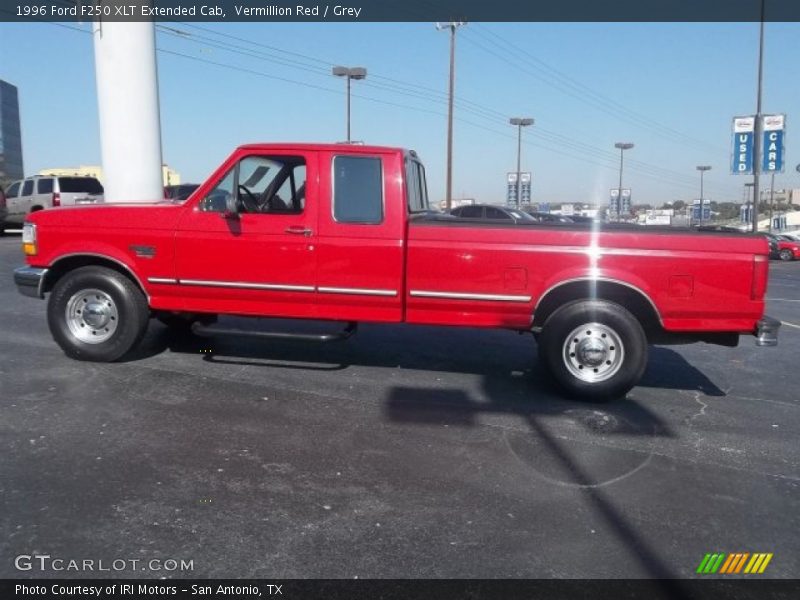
1 20 799 206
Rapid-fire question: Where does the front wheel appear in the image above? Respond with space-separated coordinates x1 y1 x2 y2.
47 266 150 362
538 299 648 401
779 248 794 261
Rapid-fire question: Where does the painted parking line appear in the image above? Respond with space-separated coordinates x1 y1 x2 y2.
770 298 800 303
781 321 800 330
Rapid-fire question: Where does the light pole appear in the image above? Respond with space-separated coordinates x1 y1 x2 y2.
768 172 775 232
437 21 466 211
332 66 367 143
510 117 534 208
696 165 711 224
614 142 634 221
752 0 766 232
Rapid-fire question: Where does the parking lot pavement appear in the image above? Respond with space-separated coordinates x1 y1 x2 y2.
1 234 798 580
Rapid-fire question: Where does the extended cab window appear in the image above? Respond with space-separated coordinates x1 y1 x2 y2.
199 155 306 214
333 156 383 224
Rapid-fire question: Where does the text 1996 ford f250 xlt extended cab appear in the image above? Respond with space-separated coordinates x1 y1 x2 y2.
13 143 780 400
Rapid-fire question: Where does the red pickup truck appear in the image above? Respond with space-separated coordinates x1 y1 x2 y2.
14 143 780 400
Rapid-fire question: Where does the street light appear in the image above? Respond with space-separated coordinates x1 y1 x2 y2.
509 117 534 208
614 142 634 221
436 21 466 211
696 165 711 224
332 66 367 143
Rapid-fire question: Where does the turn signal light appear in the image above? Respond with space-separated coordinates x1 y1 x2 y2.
22 222 37 256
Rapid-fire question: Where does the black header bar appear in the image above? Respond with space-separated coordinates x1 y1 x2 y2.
2 0 800 23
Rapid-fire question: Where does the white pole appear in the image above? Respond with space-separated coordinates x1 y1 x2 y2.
92 19 163 203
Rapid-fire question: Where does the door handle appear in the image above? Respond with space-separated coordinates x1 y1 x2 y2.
285 226 313 236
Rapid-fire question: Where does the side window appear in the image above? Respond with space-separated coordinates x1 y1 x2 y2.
271 164 306 213
22 180 34 196
200 155 307 214
333 156 383 224
485 206 513 221
459 205 483 219
6 182 20 198
37 178 53 194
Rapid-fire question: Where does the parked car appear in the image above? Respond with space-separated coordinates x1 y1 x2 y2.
3 175 104 227
164 184 200 202
775 235 800 261
13 142 779 401
451 203 536 223
0 185 7 235
697 227 785 259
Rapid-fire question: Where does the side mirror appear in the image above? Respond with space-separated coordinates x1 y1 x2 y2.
222 192 239 219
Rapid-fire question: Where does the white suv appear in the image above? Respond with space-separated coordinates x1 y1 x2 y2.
2 175 104 228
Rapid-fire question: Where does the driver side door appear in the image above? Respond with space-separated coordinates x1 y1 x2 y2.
172 150 319 319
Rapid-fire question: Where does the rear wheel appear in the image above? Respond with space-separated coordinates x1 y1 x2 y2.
47 266 149 362
538 299 648 401
779 248 793 261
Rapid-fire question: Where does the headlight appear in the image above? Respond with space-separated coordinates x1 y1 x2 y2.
22 222 37 256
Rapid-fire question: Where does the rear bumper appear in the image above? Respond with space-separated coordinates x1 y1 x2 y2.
755 315 780 347
13 266 48 299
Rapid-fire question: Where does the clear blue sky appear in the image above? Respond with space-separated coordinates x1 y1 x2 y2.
1 21 799 206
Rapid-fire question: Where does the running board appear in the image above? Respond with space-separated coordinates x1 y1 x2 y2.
190 320 358 343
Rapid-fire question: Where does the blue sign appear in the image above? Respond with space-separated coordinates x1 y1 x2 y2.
732 116 755 175
762 130 783 171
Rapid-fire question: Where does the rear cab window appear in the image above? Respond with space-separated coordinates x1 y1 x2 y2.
58 177 104 194
405 156 430 214
21 180 33 196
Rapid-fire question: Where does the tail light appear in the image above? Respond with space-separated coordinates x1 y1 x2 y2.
751 255 768 300
52 192 61 207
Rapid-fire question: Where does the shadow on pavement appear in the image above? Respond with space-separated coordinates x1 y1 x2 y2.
129 317 727 398
384 379 688 589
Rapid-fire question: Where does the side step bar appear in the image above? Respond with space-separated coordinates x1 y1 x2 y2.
191 320 358 343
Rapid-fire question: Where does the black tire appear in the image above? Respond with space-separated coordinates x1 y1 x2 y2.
538 299 648 401
47 266 149 362
779 248 793 261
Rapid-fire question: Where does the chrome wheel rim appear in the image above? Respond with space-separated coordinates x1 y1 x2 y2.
65 288 119 344
562 322 624 383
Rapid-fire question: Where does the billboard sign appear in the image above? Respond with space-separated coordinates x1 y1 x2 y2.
732 116 755 175
762 114 785 173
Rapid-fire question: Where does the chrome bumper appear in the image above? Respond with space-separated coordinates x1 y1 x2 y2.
755 315 780 347
14 266 48 299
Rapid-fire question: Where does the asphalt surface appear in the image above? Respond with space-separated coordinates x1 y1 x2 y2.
0 232 798 579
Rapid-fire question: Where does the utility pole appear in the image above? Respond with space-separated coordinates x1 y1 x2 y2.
437 21 466 211
752 0 766 232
